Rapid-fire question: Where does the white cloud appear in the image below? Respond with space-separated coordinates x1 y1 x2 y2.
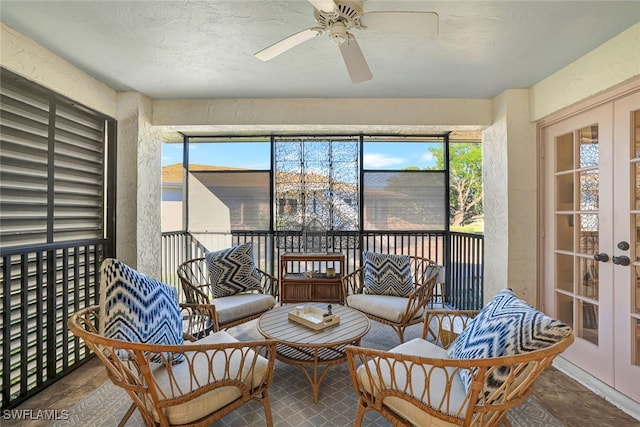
364 153 405 168
420 152 435 163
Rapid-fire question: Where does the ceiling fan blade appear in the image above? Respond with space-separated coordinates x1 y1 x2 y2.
360 11 439 37
255 28 323 61
339 34 372 84
307 0 336 13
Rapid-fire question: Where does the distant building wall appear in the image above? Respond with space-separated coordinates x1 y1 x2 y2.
162 201 182 232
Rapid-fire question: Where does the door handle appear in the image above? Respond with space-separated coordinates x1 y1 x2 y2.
593 253 609 262
612 255 631 266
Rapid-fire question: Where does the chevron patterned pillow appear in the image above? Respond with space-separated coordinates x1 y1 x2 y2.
363 251 414 297
206 242 261 298
99 258 184 363
447 289 571 395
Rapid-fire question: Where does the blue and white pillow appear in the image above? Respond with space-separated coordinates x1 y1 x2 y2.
447 289 571 394
205 242 261 298
99 258 184 363
363 251 414 297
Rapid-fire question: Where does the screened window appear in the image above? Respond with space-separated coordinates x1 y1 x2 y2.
168 135 479 235
363 171 446 230
161 139 272 233
363 138 447 231
191 170 270 230
274 137 359 232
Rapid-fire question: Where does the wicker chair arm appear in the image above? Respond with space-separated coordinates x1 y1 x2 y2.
422 310 481 349
179 275 211 305
346 332 574 426
342 266 365 300
257 268 278 297
179 303 219 339
401 266 440 323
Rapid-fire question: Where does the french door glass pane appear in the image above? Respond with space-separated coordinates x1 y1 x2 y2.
556 132 573 172
579 170 599 210
556 253 574 292
556 293 573 327
578 125 599 168
556 213 573 252
580 300 599 345
578 255 598 299
556 173 573 211
578 214 598 254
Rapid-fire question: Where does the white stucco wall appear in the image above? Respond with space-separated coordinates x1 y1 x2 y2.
530 21 640 121
1 22 117 117
483 90 536 304
153 98 493 129
115 92 163 275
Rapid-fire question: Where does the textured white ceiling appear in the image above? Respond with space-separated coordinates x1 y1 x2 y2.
1 1 639 100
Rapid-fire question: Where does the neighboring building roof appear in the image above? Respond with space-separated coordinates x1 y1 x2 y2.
162 163 246 184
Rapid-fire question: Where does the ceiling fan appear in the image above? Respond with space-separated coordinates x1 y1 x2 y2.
254 0 438 84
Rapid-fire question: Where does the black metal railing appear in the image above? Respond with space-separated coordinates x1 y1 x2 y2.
163 229 483 310
447 232 484 310
161 231 209 291
0 240 106 410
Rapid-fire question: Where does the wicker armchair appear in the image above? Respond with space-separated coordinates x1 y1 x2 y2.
346 309 575 427
69 305 277 427
177 257 277 330
342 255 440 343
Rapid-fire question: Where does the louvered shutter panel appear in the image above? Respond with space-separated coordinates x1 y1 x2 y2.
53 102 105 242
0 79 50 247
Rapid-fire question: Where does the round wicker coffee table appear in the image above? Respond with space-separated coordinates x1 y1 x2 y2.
257 302 370 403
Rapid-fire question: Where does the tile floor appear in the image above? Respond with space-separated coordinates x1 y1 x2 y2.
5 356 638 427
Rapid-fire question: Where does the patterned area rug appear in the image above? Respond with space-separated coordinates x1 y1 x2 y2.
51 318 562 427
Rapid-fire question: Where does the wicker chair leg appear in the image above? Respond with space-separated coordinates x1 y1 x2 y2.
396 327 405 343
354 397 368 427
499 412 513 427
117 402 137 427
262 390 274 427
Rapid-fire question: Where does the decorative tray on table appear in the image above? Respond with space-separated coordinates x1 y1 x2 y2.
288 305 340 330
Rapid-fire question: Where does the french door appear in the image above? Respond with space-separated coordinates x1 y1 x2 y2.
542 90 640 402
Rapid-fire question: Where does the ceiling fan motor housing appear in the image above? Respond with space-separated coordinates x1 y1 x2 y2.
314 0 364 30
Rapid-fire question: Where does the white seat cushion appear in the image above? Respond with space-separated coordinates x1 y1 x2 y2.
356 338 467 427
347 294 423 323
148 330 270 425
214 293 276 325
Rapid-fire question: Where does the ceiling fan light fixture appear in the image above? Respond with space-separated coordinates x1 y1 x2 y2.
329 21 348 45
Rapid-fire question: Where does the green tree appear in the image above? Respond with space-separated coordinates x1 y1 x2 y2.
428 143 483 227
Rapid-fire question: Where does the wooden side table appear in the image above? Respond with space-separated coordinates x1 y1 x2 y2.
257 303 370 402
279 252 345 304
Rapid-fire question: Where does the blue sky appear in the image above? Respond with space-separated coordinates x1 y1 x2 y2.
162 141 440 170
